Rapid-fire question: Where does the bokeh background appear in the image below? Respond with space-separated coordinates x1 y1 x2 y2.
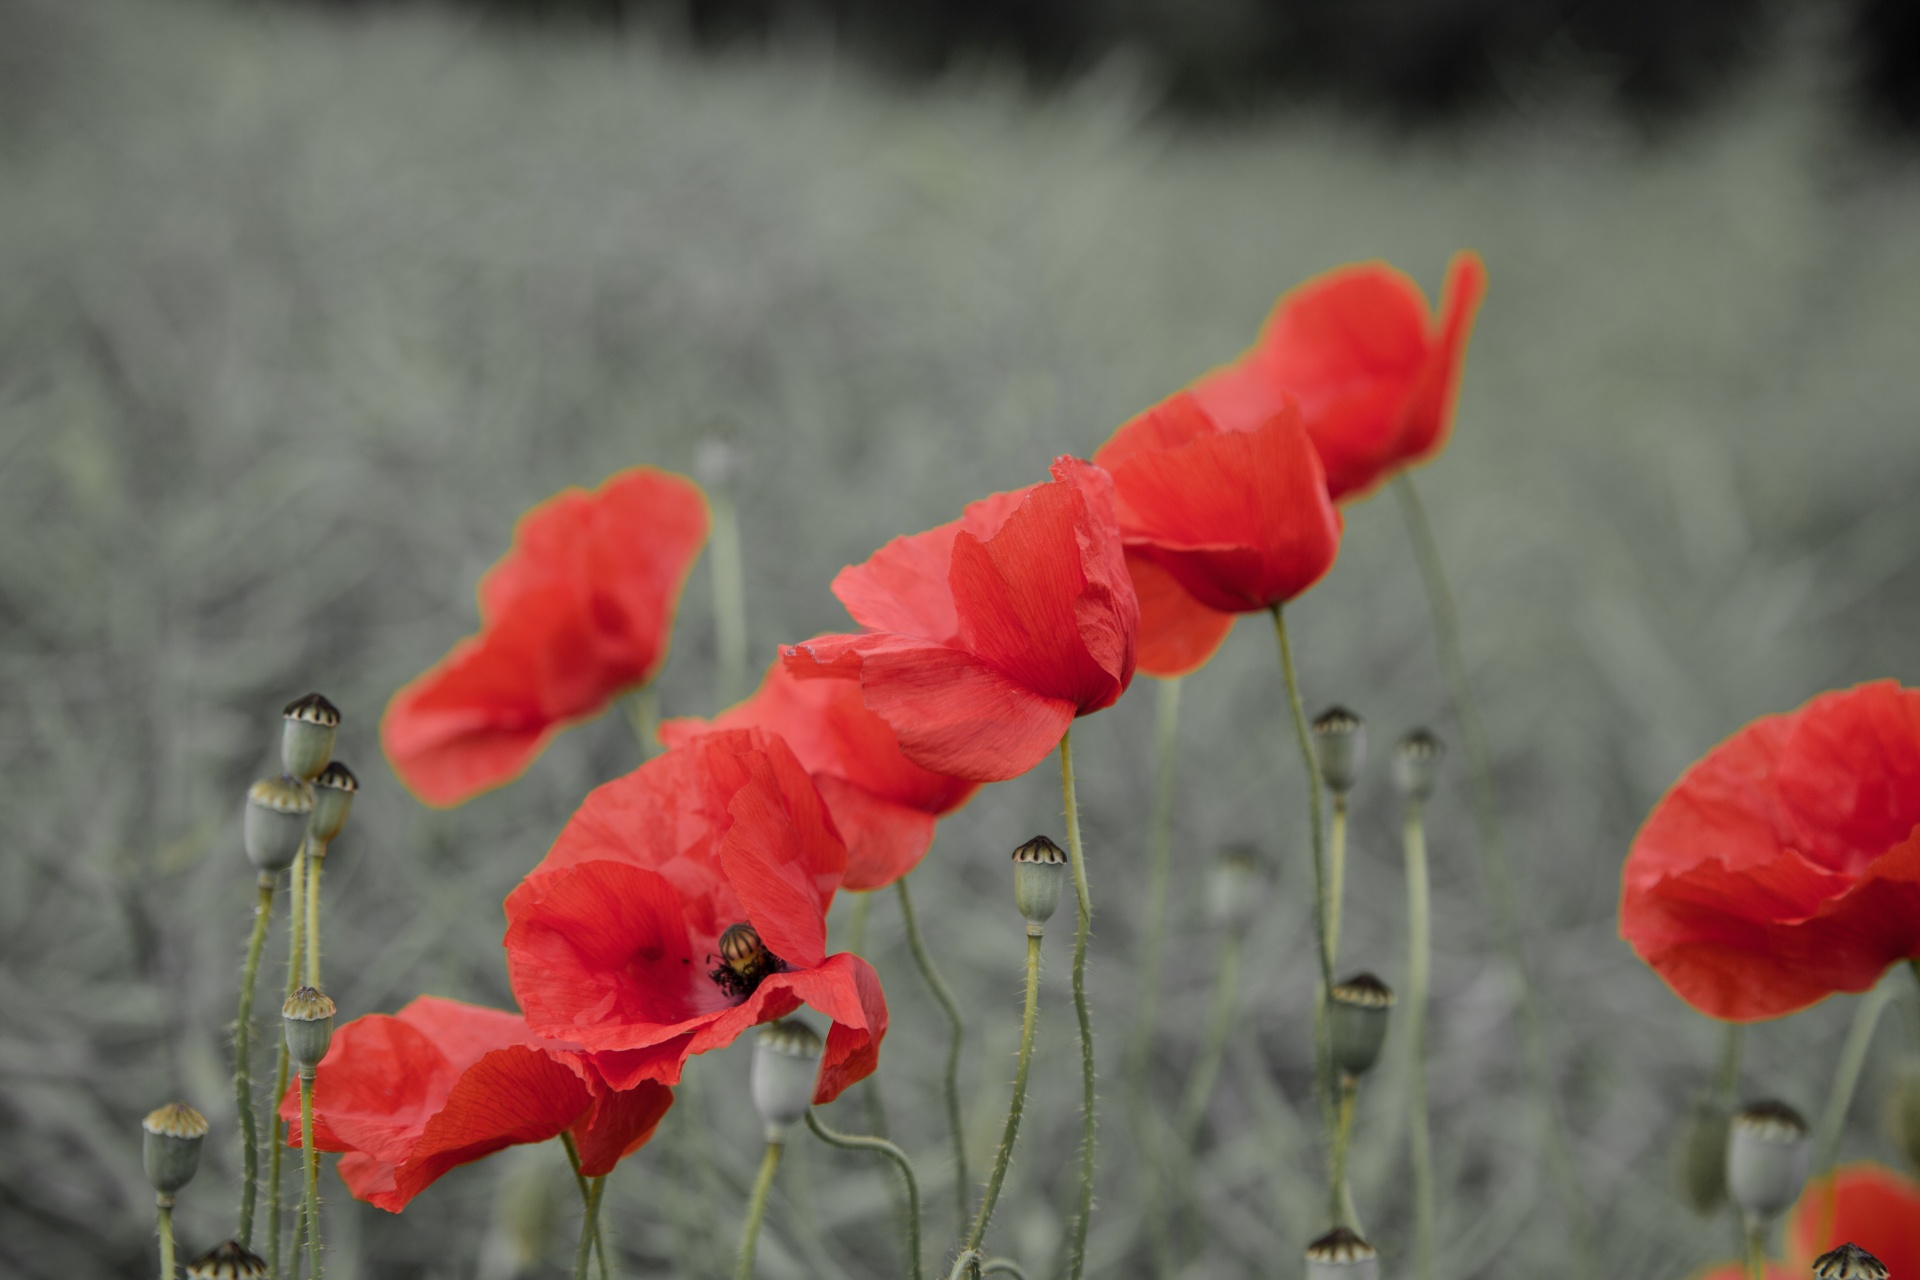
4 0 1920 1276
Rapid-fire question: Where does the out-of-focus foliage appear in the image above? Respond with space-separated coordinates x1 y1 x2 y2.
2 1 1919 1277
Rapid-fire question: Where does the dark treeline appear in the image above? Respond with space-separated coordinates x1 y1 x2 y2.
300 0 1920 131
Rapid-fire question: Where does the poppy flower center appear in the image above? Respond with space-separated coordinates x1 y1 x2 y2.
710 922 784 1001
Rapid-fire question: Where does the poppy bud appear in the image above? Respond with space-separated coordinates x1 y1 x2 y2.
1328 973 1394 1081
1206 844 1267 935
185 1240 270 1280
1312 706 1367 796
1304 1226 1379 1280
1812 1243 1889 1279
308 760 359 846
694 437 746 490
282 986 336 1077
1392 729 1445 802
142 1102 208 1197
1726 1099 1810 1223
280 693 341 781
1889 1065 1920 1174
751 1018 823 1141
1011 836 1068 936
1672 1095 1732 1215
244 775 313 875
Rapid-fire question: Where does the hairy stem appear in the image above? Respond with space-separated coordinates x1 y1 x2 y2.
1060 730 1098 1280
301 1074 323 1280
735 1141 784 1280
303 841 326 988
898 876 970 1235
1814 977 1898 1173
965 935 1043 1254
269 847 307 1278
806 1110 925 1280
1404 800 1436 1280
1125 676 1184 1083
234 873 274 1247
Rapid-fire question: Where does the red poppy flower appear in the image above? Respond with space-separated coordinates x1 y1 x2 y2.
278 996 672 1212
1693 1163 1920 1279
1622 681 1920 1021
779 457 1137 783
1191 252 1487 502
382 468 709 808
1091 391 1341 678
503 728 887 1102
659 662 980 891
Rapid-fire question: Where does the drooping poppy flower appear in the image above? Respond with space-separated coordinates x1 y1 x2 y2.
1091 391 1342 678
659 662 979 891
1192 252 1487 503
277 996 672 1212
1622 681 1920 1022
1692 1163 1920 1279
779 456 1137 783
382 468 709 807
503 728 887 1102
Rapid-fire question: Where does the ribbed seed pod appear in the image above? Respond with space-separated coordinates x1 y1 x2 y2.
1011 835 1068 936
751 1018 824 1141
1328 973 1395 1080
282 986 337 1076
1205 844 1266 935
243 775 312 875
142 1102 208 1197
1727 1099 1811 1222
1673 1094 1733 1215
280 693 341 781
185 1240 270 1279
1305 1226 1379 1280
1312 706 1367 795
1811 1243 1889 1279
1392 729 1445 802
308 760 358 846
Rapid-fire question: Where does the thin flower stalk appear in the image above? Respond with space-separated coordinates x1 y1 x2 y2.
301 1074 323 1279
1327 794 1350 966
574 1175 607 1280
155 1198 175 1280
1125 676 1184 1084
897 876 970 1234
1059 729 1098 1280
1403 799 1436 1280
232 873 275 1247
804 1110 924 1280
1813 978 1899 1174
621 686 661 759
562 1132 613 1280
1330 1078 1361 1227
268 846 307 1278
736 1141 784 1280
964 932 1043 1254
304 840 325 987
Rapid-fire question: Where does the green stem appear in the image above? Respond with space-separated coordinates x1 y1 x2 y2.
948 1250 984 1280
964 934 1043 1253
301 1073 323 1279
269 847 307 1279
844 889 874 957
622 686 661 758
735 1140 784 1280
710 488 748 709
1059 729 1098 1280
1743 1216 1767 1280
1174 929 1244 1145
897 876 970 1234
1394 474 1593 1268
1330 1078 1360 1226
805 1110 924 1280
1328 796 1349 969
1813 977 1898 1173
303 840 325 988
562 1132 613 1280
156 1196 175 1279
981 1262 1028 1279
1125 676 1184 1083
1404 800 1436 1280
234 873 274 1247
1714 1023 1745 1101
574 1174 607 1280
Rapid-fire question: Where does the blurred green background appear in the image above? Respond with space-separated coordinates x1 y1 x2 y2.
4 1 1920 1276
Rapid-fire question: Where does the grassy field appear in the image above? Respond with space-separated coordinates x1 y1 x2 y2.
4 2 1920 1276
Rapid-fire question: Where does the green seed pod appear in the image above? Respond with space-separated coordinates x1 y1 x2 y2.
1811 1243 1889 1279
1673 1094 1733 1215
1727 1099 1811 1223
1205 844 1267 935
280 693 341 781
185 1240 270 1279
1011 836 1068 937
142 1102 208 1197
1889 1064 1920 1174
1328 973 1394 1081
282 986 337 1077
1392 729 1445 802
1312 706 1367 796
308 760 359 846
751 1018 824 1141
243 775 312 875
1304 1226 1379 1280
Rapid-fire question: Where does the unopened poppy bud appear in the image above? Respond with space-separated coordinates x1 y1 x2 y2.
282 986 336 1077
694 437 746 490
142 1102 208 1197
1672 1095 1732 1215
1889 1066 1920 1173
1727 1099 1810 1222
1312 706 1367 795
244 775 312 874
1328 973 1394 1081
308 760 359 845
751 1018 823 1141
1304 1226 1379 1280
1011 835 1068 936
1205 844 1266 934
185 1240 270 1279
1393 729 1445 802
280 693 341 781
1811 1243 1889 1279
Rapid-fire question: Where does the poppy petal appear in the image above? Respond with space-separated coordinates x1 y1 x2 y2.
857 637 1078 782
1786 1163 1920 1273
1125 550 1236 679
811 775 939 890
569 1080 676 1177
1391 250 1487 474
720 747 844 969
829 487 1034 643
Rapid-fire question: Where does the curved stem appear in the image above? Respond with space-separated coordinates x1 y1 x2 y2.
234 873 274 1247
562 1132 612 1280
622 686 661 758
1394 474 1594 1268
1059 729 1098 1280
1125 676 1184 1083
805 1110 924 1280
303 841 325 988
735 1140 784 1280
1813 977 1898 1173
980 1262 1028 1279
1174 929 1244 1145
574 1174 607 1280
156 1196 175 1279
965 934 1043 1254
897 876 970 1235
1328 796 1349 968
269 848 307 1279
1403 800 1436 1280
301 1073 324 1279
709 488 749 709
